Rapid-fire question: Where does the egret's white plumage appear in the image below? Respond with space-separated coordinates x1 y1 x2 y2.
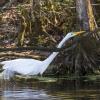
0 31 84 79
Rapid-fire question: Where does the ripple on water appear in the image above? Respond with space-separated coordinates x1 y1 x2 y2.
3 89 53 100
0 79 100 100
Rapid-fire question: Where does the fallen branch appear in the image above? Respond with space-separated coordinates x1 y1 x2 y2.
0 52 41 59
0 46 61 52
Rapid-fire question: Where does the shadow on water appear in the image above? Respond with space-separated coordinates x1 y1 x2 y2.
0 78 100 100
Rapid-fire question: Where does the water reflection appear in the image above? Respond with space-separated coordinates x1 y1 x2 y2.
3 90 51 100
0 79 100 100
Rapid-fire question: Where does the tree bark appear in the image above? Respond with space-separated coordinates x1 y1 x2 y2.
73 0 100 75
76 0 97 31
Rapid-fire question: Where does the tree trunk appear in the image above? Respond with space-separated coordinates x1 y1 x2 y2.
76 0 97 31
74 0 100 75
57 0 100 76
31 0 42 33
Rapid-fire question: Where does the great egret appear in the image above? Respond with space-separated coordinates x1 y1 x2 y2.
0 31 84 79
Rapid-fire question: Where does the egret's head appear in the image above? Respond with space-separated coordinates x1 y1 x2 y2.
66 31 85 38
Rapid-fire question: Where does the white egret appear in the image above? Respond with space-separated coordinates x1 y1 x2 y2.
0 31 84 79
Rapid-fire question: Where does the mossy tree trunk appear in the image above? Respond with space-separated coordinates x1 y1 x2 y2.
74 0 100 75
57 0 100 76
76 0 97 31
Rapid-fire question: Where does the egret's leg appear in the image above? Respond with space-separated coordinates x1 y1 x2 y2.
40 74 43 78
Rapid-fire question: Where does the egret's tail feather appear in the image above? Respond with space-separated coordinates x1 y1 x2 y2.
0 70 14 80
0 60 10 65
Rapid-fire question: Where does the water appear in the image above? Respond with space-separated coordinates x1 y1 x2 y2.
0 78 100 100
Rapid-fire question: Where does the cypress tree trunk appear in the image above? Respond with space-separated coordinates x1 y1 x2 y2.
31 0 42 34
74 0 100 75
76 0 97 31
57 0 100 76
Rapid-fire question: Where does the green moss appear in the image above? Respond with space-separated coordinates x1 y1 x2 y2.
12 74 100 83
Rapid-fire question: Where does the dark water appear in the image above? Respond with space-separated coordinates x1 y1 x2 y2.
0 79 100 100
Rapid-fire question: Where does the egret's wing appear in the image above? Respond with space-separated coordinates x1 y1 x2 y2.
1 58 43 75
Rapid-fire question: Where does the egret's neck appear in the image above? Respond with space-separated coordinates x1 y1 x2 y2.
44 35 70 64
57 36 69 48
44 52 59 65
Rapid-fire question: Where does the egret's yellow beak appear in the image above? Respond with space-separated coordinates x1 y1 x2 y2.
74 31 85 36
